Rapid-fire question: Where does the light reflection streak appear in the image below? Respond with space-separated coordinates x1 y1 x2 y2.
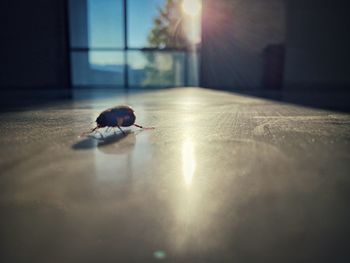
182 138 196 187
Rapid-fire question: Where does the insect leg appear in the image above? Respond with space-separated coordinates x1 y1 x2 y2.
95 130 104 140
80 126 99 137
117 125 126 135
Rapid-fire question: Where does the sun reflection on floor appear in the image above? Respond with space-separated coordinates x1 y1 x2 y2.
182 138 196 188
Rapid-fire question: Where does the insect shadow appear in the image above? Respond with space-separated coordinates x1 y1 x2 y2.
98 131 137 155
72 130 135 151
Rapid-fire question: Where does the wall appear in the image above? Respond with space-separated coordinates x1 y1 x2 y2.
200 0 286 90
200 0 350 92
283 0 350 91
0 0 70 89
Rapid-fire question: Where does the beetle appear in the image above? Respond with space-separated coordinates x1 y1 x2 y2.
82 105 154 136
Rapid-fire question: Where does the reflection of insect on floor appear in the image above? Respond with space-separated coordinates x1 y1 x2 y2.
81 105 154 138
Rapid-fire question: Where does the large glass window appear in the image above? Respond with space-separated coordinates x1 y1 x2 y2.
87 0 124 48
68 0 125 86
128 0 165 48
71 51 124 86
68 0 201 88
128 51 185 87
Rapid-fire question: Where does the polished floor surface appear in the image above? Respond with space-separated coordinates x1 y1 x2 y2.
0 88 350 262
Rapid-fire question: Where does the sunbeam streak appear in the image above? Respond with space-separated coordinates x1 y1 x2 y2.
182 139 196 187
182 0 201 17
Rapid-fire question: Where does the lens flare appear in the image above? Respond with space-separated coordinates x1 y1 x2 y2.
182 0 201 17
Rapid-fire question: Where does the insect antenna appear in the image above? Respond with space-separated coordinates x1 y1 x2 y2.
133 124 155 130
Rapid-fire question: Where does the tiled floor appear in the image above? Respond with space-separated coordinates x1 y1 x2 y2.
1 88 350 262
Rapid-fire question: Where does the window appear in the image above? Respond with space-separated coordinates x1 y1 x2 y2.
68 0 201 88
128 51 185 87
128 0 164 48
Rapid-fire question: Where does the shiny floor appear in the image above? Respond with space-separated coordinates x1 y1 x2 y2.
0 88 350 262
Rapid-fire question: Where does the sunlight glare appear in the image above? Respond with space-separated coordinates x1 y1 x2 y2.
182 139 196 187
182 0 201 17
